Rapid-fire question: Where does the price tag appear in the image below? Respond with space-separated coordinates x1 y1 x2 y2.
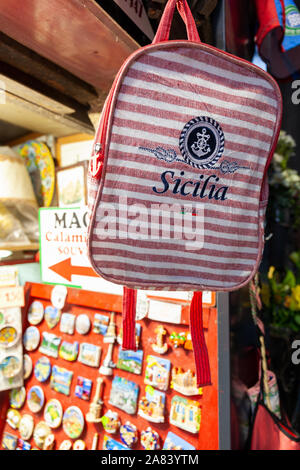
0 286 24 308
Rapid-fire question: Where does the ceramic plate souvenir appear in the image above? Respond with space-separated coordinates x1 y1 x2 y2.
2 432 18 450
28 301 44 326
45 305 61 329
6 408 21 429
23 326 40 351
33 421 51 449
0 325 19 348
120 421 138 448
73 440 85 450
0 355 21 378
27 385 44 413
19 414 34 441
75 314 90 335
23 354 33 380
9 386 26 409
17 140 55 207
44 399 63 429
34 356 51 382
59 439 72 450
60 313 75 335
62 406 84 439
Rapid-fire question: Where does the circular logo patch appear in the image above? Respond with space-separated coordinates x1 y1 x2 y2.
179 116 224 169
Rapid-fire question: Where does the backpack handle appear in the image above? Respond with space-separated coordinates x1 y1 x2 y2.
153 0 201 44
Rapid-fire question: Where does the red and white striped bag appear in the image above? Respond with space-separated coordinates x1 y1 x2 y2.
87 0 282 386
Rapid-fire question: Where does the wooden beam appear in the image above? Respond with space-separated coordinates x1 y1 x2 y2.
0 33 98 105
0 0 138 92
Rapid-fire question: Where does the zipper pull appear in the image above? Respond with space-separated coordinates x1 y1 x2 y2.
90 143 104 179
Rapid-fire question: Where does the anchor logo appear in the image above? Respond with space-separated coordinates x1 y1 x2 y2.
179 116 225 169
191 129 211 158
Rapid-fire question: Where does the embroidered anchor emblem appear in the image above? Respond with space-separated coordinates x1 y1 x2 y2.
190 129 211 158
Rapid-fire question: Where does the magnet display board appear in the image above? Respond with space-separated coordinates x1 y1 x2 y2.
0 283 222 450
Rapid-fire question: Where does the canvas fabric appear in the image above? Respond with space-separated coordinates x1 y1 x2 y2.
87 0 282 387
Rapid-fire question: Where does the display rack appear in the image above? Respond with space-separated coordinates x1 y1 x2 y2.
0 282 230 450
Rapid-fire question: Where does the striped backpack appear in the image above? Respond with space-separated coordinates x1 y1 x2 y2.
87 0 282 387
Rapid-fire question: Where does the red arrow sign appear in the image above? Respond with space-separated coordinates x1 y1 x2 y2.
49 258 99 282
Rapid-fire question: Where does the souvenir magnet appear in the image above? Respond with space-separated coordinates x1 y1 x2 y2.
62 406 84 439
50 365 73 396
39 331 61 358
120 421 138 448
169 331 186 348
23 354 33 380
93 313 109 335
34 356 51 382
59 340 79 362
73 440 86 450
6 408 21 429
144 355 171 391
51 285 67 310
17 438 31 450
0 325 19 348
0 355 21 378
60 313 75 335
2 432 18 450
45 305 61 329
28 301 44 326
171 367 202 396
140 427 160 450
23 326 40 351
27 385 44 413
19 414 34 441
78 342 101 368
59 440 72 450
33 421 51 449
43 433 55 450
163 431 196 450
169 395 201 434
117 349 143 375
184 332 193 351
75 314 91 335
44 398 63 429
75 376 92 401
86 378 103 423
109 376 139 415
152 325 168 354
102 435 129 451
101 410 120 434
138 386 165 423
9 386 26 409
